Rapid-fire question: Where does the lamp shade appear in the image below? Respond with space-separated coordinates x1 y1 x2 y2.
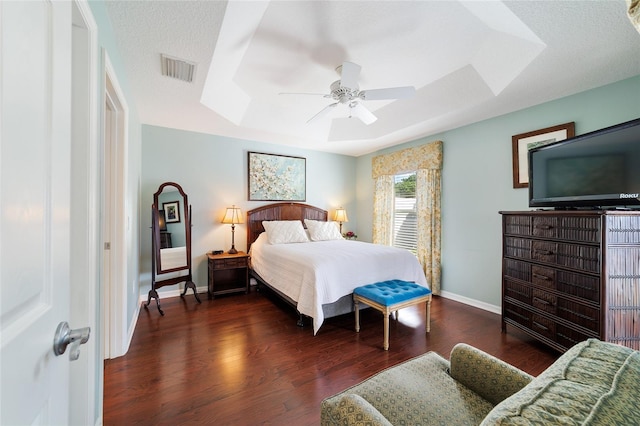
158 209 167 231
221 206 243 224
334 208 348 223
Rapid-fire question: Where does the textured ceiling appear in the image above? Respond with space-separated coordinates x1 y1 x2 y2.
104 0 640 156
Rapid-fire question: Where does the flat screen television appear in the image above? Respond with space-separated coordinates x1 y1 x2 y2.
528 117 640 209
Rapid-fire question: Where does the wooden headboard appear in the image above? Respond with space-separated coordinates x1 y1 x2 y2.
246 202 328 250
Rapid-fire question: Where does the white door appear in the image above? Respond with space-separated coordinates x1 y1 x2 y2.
1 1 78 424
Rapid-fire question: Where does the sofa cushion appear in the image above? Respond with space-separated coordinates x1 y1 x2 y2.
331 394 393 426
481 339 640 425
449 343 533 406
321 351 494 425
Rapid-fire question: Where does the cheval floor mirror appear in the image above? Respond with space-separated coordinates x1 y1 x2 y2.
145 181 201 315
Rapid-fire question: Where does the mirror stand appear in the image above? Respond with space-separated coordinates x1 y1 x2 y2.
144 182 201 315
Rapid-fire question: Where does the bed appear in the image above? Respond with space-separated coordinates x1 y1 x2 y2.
246 202 429 334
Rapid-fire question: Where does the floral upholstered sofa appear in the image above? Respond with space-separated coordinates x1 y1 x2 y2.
321 339 640 425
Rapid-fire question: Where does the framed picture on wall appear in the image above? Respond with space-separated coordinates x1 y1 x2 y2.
248 152 306 201
162 201 181 223
512 122 575 188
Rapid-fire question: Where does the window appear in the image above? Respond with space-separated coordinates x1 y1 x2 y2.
393 172 417 252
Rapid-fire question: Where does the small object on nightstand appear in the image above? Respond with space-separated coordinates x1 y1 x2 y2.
211 250 223 255
207 251 249 299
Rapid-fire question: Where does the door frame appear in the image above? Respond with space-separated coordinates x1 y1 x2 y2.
70 1 100 424
103 53 129 360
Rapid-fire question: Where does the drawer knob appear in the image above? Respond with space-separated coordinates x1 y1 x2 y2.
533 297 554 306
535 249 554 256
533 321 549 331
533 273 551 281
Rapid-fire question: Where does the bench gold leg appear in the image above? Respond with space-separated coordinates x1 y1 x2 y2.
426 296 431 333
355 300 360 332
383 310 390 351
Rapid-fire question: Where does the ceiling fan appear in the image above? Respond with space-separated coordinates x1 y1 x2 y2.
281 61 416 125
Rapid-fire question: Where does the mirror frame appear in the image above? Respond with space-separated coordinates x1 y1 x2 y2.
152 182 191 274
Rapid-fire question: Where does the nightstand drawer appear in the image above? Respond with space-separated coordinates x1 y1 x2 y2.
212 257 248 269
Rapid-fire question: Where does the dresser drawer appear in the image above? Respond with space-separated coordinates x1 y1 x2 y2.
531 240 600 274
532 240 556 264
556 324 598 349
557 299 599 332
504 279 531 304
532 217 557 238
503 258 531 282
558 216 601 243
531 314 556 340
557 270 600 303
532 289 556 314
504 301 532 329
504 215 532 236
556 244 600 273
530 216 601 243
531 265 555 289
211 257 248 269
504 237 532 260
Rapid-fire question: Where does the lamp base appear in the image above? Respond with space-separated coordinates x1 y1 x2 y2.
228 247 238 254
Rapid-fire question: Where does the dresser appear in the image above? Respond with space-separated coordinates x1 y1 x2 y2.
500 210 640 352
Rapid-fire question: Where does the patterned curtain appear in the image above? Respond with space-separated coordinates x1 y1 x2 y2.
416 169 442 294
372 175 394 245
372 141 443 294
629 0 640 33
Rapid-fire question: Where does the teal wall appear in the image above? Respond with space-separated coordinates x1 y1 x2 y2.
88 2 142 339
140 125 357 297
357 74 640 310
88 0 142 330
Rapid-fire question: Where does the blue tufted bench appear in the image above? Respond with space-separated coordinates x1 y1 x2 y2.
353 280 432 350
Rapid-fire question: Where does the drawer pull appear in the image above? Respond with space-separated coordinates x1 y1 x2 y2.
535 225 553 230
533 297 554 306
533 321 549 331
533 273 551 281
534 249 554 256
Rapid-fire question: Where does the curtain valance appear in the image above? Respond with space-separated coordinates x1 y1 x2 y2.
372 140 442 178
629 0 640 33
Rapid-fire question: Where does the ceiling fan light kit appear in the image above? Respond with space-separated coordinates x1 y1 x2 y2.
284 61 416 125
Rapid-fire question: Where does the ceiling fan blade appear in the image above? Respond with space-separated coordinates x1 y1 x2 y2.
340 61 361 91
350 102 377 125
307 102 338 124
279 92 330 97
359 86 416 101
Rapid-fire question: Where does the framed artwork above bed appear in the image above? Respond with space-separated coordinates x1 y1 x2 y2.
248 151 306 201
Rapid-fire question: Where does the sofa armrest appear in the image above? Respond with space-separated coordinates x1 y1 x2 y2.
321 393 393 426
449 343 533 405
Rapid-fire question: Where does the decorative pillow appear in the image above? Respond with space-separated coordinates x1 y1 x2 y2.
304 219 344 241
262 220 309 244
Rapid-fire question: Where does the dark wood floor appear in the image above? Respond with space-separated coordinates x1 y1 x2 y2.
103 287 559 425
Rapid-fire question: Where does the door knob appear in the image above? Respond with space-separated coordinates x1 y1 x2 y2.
53 321 90 361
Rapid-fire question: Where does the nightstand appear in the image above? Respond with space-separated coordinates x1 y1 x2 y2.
207 251 249 299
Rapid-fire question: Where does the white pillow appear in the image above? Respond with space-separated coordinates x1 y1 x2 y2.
304 219 344 241
262 220 309 244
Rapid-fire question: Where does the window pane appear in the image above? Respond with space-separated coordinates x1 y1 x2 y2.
393 172 417 252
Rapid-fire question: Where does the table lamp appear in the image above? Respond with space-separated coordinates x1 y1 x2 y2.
334 207 348 234
222 205 243 254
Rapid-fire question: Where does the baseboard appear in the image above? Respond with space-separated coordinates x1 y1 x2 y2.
439 290 501 315
124 302 140 355
138 285 208 305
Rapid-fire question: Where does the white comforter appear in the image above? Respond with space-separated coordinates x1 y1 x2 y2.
160 246 187 270
249 234 428 334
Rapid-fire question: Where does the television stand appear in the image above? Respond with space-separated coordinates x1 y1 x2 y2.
500 210 640 352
